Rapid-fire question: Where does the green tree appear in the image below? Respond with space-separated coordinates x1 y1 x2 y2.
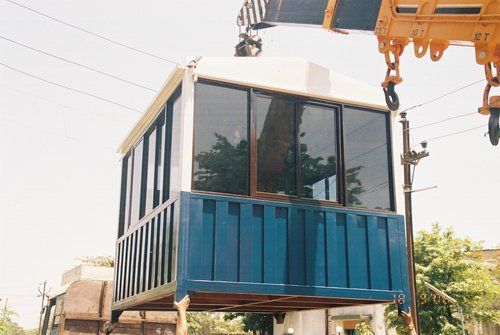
0 308 26 335
194 135 248 195
77 256 114 267
355 321 374 335
225 313 273 335
187 312 249 335
386 223 500 335
194 133 364 204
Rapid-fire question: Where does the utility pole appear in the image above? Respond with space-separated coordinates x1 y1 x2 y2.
400 112 430 335
37 281 51 335
2 298 8 325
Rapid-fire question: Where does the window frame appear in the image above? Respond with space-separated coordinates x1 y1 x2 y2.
118 86 182 236
190 79 396 213
341 104 396 212
191 80 251 197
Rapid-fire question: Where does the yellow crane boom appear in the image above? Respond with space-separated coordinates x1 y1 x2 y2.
236 0 500 145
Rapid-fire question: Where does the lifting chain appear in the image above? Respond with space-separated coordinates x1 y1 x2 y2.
479 62 500 145
380 40 405 111
394 293 406 316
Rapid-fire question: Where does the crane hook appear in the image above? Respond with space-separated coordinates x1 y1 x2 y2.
384 81 400 111
489 108 500 146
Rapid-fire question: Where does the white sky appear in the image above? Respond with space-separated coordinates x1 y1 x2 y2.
0 0 498 329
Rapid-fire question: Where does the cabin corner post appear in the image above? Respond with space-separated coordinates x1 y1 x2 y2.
174 191 192 302
399 215 412 312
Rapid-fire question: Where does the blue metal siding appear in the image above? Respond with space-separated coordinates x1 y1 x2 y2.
185 192 408 300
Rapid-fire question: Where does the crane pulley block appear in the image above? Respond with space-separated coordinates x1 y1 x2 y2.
373 0 500 65
236 0 500 144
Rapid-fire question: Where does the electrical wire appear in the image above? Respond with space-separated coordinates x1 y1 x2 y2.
3 0 179 65
0 35 156 92
0 61 142 114
420 124 487 142
400 79 485 113
409 112 477 131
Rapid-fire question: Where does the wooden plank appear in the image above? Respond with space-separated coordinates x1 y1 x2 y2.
188 199 214 280
347 214 369 289
288 207 306 285
367 217 390 290
160 208 168 285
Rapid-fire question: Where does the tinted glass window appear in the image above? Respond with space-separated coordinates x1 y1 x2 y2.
256 95 296 195
193 83 249 195
129 140 144 225
299 105 337 201
169 94 181 197
343 108 391 210
118 155 131 236
144 127 157 214
155 114 166 206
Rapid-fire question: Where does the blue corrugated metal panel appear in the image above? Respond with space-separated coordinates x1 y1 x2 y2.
185 192 409 300
239 204 263 283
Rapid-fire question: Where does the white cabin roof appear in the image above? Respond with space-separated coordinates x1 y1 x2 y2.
193 57 387 108
119 56 388 155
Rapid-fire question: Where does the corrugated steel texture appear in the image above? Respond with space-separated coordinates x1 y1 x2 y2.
186 193 408 294
114 200 177 303
113 193 410 311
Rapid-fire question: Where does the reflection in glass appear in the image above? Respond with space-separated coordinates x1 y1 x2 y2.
155 114 165 206
256 96 296 195
193 83 248 195
344 108 391 210
169 95 181 197
299 105 337 200
129 140 144 225
144 128 157 214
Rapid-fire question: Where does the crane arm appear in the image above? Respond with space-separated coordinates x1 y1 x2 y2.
235 0 500 145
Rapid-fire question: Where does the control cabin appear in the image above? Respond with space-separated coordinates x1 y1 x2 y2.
112 57 410 320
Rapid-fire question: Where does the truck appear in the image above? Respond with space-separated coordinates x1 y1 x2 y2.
40 265 177 335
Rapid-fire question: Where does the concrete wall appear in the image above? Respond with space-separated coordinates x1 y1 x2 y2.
274 310 326 335
61 265 114 285
274 305 397 335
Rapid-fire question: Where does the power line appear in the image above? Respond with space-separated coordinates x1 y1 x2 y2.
409 112 477 130
401 79 485 113
421 124 486 142
0 35 156 92
0 61 142 114
3 0 179 65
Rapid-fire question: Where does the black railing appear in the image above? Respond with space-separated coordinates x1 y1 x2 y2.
114 198 177 302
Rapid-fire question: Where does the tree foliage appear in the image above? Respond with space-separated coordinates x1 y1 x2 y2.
386 223 500 335
77 255 114 267
225 313 273 335
0 308 35 335
354 321 374 335
187 312 249 335
194 133 363 204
